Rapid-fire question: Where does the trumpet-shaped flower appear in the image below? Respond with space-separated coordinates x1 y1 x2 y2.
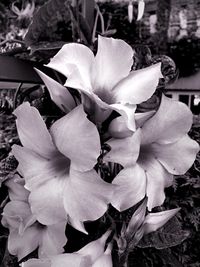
36 36 162 130
12 102 114 232
21 230 112 267
1 175 67 261
105 95 199 211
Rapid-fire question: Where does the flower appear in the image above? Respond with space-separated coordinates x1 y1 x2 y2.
12 102 114 232
104 95 199 211
21 230 112 267
36 36 162 131
11 1 35 21
1 175 67 261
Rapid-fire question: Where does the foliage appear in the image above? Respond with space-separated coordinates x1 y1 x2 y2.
24 0 72 47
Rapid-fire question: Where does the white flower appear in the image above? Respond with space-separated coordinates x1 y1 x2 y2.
1 175 67 261
12 103 114 232
36 36 162 131
105 95 199 211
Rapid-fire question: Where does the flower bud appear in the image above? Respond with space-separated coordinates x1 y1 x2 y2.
108 117 133 139
143 208 181 235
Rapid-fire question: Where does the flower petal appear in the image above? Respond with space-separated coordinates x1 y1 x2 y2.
47 43 94 93
135 110 155 128
68 216 88 235
13 102 56 158
5 176 29 202
8 226 40 261
35 69 76 113
143 208 181 235
137 0 145 21
21 254 90 267
112 63 162 104
110 103 137 131
50 105 101 172
111 164 146 211
83 93 112 124
141 95 194 145
78 230 111 263
92 243 112 267
2 201 34 231
92 36 133 93
138 150 173 210
63 169 114 222
12 145 68 191
151 135 199 175
39 222 67 258
104 129 141 167
29 177 67 225
50 254 91 267
21 259 50 267
108 116 133 139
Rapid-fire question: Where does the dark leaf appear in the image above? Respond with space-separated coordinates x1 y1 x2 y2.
0 155 18 187
69 5 92 46
24 0 71 46
30 41 67 54
137 216 189 249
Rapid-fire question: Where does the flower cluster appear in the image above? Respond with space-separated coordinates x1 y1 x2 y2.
1 36 199 266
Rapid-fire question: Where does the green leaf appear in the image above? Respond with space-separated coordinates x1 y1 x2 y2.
137 216 189 249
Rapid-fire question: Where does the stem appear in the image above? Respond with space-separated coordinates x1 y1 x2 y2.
119 251 129 267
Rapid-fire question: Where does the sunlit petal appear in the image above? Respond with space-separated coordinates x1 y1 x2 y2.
111 164 146 211
104 129 141 167
143 208 181 235
151 135 199 175
141 95 193 145
39 222 67 258
64 66 93 95
63 169 114 222
92 35 133 93
13 102 56 158
35 69 76 113
47 43 94 93
112 63 162 104
50 105 100 172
